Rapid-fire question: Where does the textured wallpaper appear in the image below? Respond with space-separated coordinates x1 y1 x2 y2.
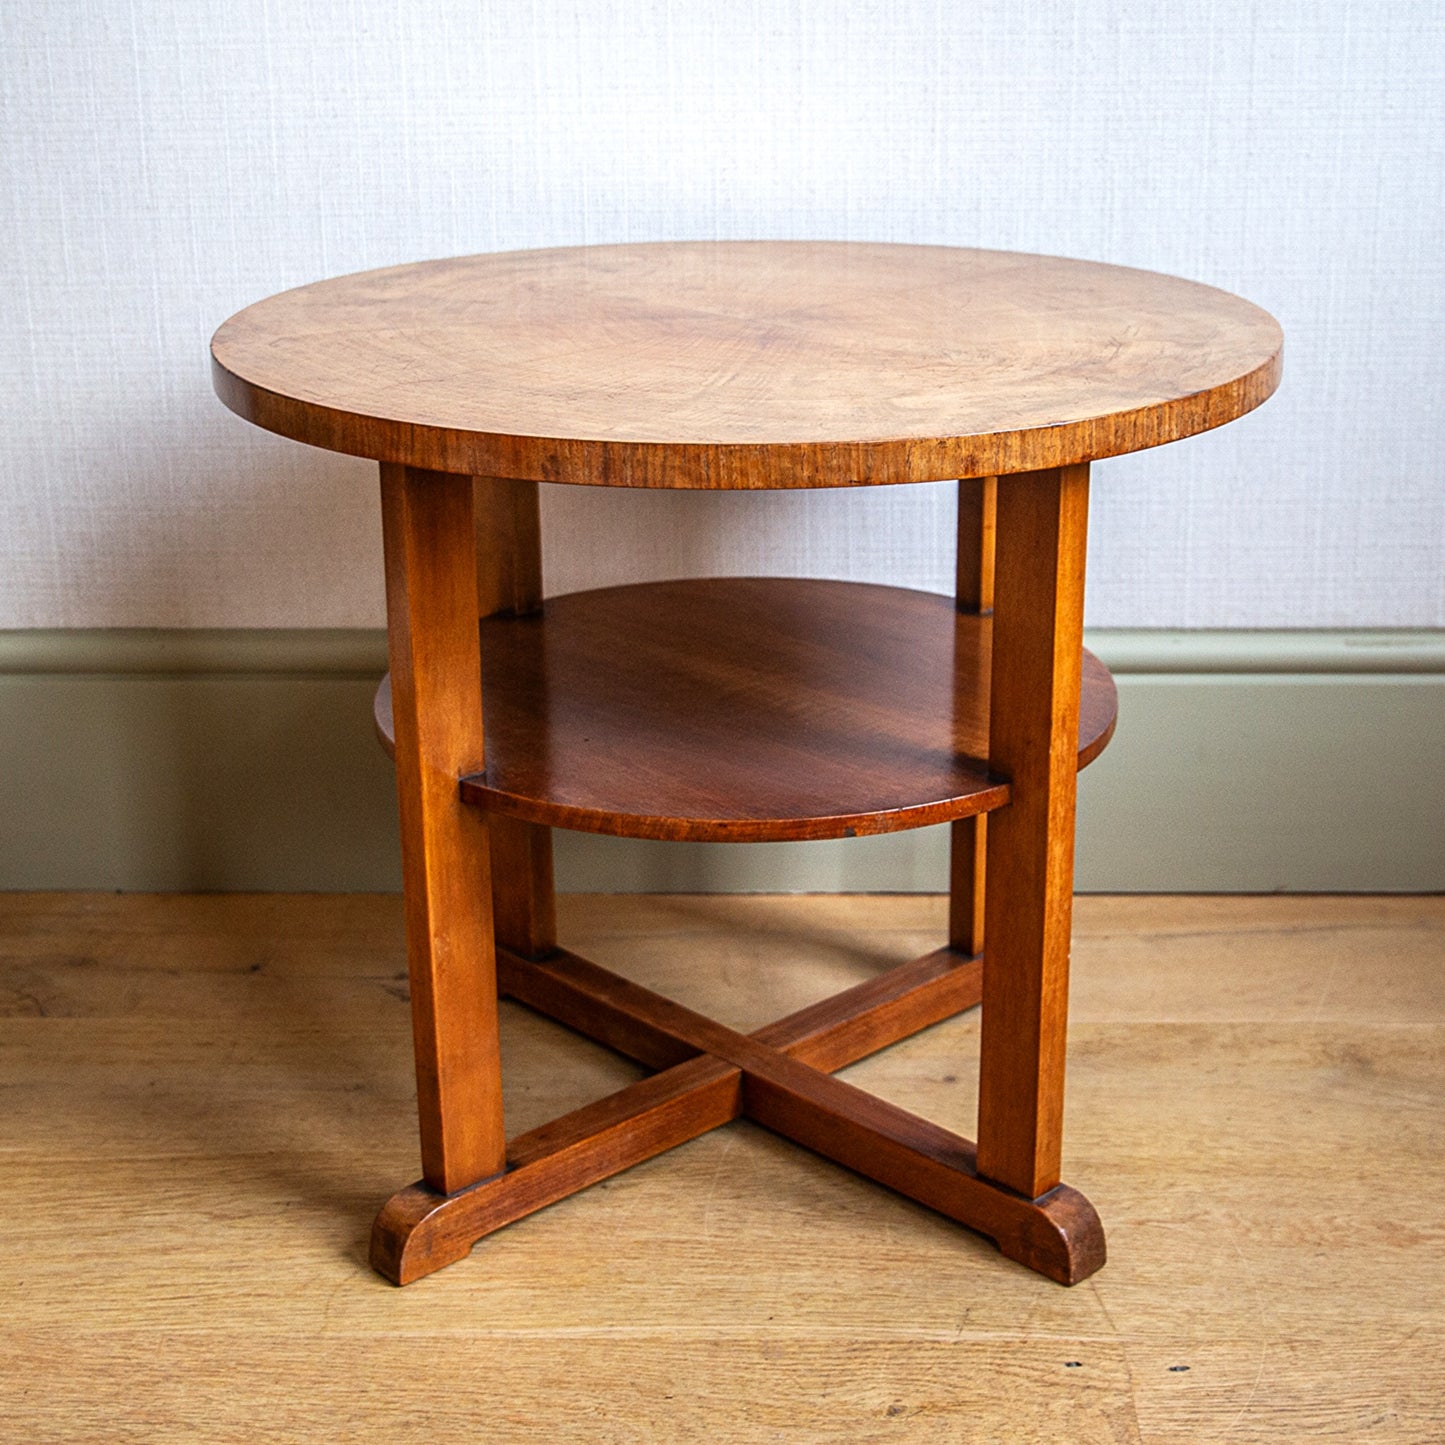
1 0 1441 628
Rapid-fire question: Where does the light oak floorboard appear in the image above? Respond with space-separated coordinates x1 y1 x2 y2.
1 892 1442 1443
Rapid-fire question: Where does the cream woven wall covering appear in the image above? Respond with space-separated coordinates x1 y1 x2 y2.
2 0 1440 627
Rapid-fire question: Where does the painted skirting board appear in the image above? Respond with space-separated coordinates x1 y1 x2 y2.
0 627 1440 893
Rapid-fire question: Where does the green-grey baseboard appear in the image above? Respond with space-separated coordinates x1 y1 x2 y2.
0 627 1440 893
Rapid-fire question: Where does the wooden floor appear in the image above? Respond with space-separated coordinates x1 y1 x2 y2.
2 892 1442 1443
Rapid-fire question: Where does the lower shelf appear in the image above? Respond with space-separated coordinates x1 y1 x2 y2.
374 577 1117 843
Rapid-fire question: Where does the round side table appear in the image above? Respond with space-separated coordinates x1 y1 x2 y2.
212 242 1282 1287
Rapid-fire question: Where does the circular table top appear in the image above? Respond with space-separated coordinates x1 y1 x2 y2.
211 241 1282 489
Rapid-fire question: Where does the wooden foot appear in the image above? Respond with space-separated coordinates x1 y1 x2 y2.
372 1054 742 1285
371 943 1104 1288
996 1184 1106 1286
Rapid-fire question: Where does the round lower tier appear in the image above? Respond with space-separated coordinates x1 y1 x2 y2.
374 577 1117 843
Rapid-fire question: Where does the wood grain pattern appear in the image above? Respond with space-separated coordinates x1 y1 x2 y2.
380 940 990 1284
379 463 505 1193
372 578 1118 842
495 945 698 1073
949 819 987 955
209 244 1284 1314
375 939 1101 1288
8 892 1442 1443
372 1054 744 1284
740 1065 1103 1286
474 472 557 959
949 475 996 957
954 475 997 615
505 943 982 1078
211 242 1282 488
474 474 544 620
976 465 1091 1198
487 814 556 960
752 945 982 1074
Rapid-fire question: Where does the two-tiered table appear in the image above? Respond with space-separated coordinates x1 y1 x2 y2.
212 242 1281 1285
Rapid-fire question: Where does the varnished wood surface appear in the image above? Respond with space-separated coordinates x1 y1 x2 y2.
977 465 1091 1197
485 942 1096 1283
3 892 1442 1442
377 944 996 1286
949 475 996 956
372 577 1118 842
474 472 558 961
474 473 545 620
211 242 1282 488
378 463 505 1192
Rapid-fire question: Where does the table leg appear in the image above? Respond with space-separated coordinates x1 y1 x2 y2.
949 476 996 957
380 463 506 1195
474 474 557 960
977 464 1091 1202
